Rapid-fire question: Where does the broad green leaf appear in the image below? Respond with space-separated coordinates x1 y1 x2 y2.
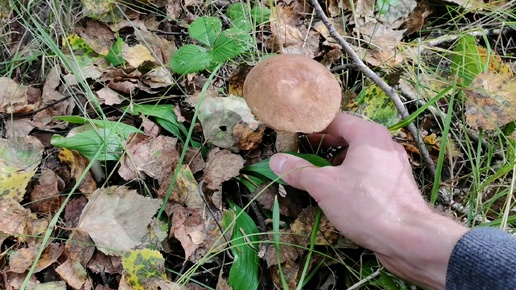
170 44 212 74
211 29 252 63
188 16 222 47
250 6 271 24
225 201 259 290
105 37 125 66
124 104 188 136
227 3 250 20
122 249 167 290
354 83 401 128
376 0 400 14
54 116 142 137
241 152 331 185
451 35 485 87
51 128 125 161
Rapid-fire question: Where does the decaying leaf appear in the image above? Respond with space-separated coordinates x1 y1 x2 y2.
0 136 44 202
159 165 204 208
29 168 64 213
58 148 97 193
198 95 265 151
55 259 88 289
0 199 49 244
122 249 167 290
0 77 39 114
122 44 156 67
263 229 304 267
291 206 340 246
203 148 245 190
465 72 516 130
77 186 162 255
170 204 223 262
96 86 124 105
65 230 95 266
9 243 64 273
118 133 179 183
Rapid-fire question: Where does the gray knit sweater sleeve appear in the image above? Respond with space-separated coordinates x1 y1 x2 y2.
445 227 516 289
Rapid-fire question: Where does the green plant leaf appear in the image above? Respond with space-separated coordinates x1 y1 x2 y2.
170 44 212 74
124 104 188 137
241 152 331 185
105 37 125 66
225 201 259 290
227 3 253 32
211 28 252 63
188 16 222 47
250 6 270 24
376 0 400 14
54 116 142 137
450 35 485 87
51 128 125 161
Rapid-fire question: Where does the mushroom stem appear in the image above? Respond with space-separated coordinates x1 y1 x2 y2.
275 131 299 153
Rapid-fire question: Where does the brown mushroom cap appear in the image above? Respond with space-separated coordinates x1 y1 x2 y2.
243 54 341 133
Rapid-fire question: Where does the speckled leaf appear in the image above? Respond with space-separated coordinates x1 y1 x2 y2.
353 83 401 128
198 95 264 151
0 137 44 201
122 249 167 290
66 34 99 67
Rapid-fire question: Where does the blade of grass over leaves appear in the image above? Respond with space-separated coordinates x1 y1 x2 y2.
296 207 322 290
388 87 452 131
225 201 260 290
273 195 289 290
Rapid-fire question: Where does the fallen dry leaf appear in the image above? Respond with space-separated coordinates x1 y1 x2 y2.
58 148 97 193
118 133 179 183
4 118 35 138
122 44 156 67
170 204 223 262
198 95 265 151
32 66 75 129
0 136 44 202
87 250 123 275
0 77 38 114
77 186 162 255
29 168 64 213
160 165 204 208
55 259 88 289
291 206 340 246
65 230 95 266
9 243 64 273
263 229 304 267
96 86 124 105
75 20 115 55
465 71 516 130
203 148 245 190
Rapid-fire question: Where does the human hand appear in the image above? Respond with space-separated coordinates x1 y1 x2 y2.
269 113 468 289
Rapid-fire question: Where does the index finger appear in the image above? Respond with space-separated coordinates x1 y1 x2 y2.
323 113 393 146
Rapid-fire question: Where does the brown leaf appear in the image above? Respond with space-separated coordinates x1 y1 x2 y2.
29 168 64 213
65 230 95 266
122 44 156 67
77 186 162 255
291 206 340 246
55 259 88 289
9 243 64 273
263 229 304 267
75 20 115 55
0 77 38 114
58 148 97 193
465 72 516 130
119 133 179 183
228 63 252 97
203 148 245 190
65 195 88 228
87 251 123 275
4 118 35 138
96 87 124 105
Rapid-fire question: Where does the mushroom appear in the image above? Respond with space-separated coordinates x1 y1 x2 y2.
243 54 342 152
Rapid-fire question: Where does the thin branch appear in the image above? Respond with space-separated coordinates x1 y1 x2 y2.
309 0 436 177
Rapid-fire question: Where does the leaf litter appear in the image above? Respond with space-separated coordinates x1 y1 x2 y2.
1 0 515 288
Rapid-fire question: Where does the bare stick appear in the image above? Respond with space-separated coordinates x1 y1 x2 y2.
309 0 436 177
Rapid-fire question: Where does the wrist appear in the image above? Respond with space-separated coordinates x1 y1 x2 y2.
377 212 469 289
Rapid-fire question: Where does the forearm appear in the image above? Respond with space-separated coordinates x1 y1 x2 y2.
375 213 469 289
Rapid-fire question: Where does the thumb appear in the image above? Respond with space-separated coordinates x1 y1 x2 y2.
269 153 322 192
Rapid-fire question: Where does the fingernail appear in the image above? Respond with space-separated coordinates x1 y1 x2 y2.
270 154 287 174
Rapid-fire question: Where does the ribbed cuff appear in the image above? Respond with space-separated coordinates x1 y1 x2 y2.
445 227 516 290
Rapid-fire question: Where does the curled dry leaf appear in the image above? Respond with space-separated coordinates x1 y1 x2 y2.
170 204 223 262
77 186 162 255
65 230 95 266
9 243 64 274
263 229 304 267
0 77 38 114
203 148 245 190
465 72 516 130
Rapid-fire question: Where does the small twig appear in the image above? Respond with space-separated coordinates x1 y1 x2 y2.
330 63 358 73
309 0 436 177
